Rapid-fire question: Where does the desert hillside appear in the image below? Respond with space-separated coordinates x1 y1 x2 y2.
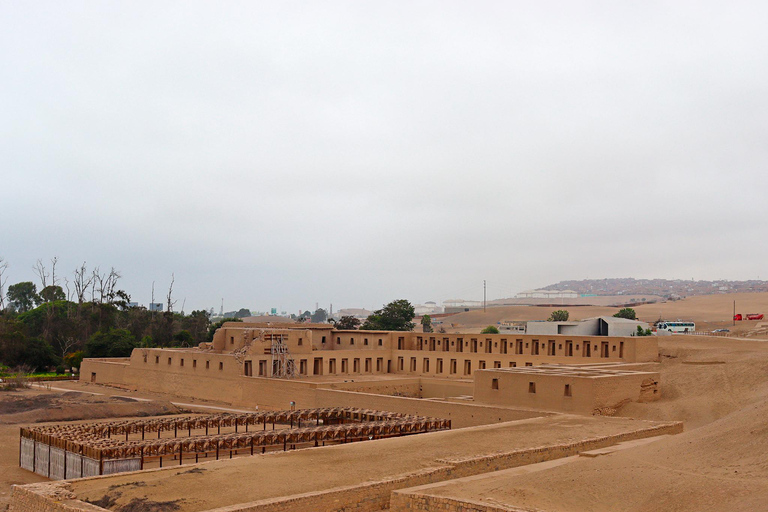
441 292 768 334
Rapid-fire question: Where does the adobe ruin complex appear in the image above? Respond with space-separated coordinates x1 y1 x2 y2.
11 322 679 512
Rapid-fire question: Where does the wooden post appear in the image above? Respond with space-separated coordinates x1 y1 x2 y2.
140 448 144 470
142 425 145 440
216 443 219 460
250 438 254 455
179 445 183 466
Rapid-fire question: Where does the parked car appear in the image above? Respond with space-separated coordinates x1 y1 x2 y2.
713 329 730 333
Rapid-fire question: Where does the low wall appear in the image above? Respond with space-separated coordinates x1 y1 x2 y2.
79 360 127 388
315 388 545 428
420 378 474 399
316 378 421 398
391 494 507 512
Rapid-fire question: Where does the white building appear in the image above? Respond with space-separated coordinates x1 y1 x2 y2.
414 301 444 316
525 317 650 337
515 289 579 299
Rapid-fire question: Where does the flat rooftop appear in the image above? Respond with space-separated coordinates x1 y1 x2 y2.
481 364 656 377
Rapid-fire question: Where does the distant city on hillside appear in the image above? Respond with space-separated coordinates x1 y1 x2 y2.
540 278 768 298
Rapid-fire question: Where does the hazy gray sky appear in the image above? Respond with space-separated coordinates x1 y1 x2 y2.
2 1 767 313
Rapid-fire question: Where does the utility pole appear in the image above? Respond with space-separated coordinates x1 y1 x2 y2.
483 280 486 313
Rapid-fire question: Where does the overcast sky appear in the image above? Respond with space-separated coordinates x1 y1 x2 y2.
2 1 767 314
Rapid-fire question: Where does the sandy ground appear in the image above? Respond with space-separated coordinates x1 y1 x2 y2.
69 414 673 512
0 386 256 512
400 335 768 511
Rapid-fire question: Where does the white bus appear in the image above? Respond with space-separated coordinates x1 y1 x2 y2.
657 321 695 333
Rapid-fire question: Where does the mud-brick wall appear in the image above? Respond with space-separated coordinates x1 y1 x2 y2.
313 388 545 428
389 494 508 512
9 485 101 512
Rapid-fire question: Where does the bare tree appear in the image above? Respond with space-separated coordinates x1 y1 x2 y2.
0 257 8 310
166 273 177 312
92 267 106 303
56 337 77 360
89 267 99 304
33 259 49 289
73 262 93 304
50 256 59 286
104 267 121 303
63 277 72 302
90 266 122 305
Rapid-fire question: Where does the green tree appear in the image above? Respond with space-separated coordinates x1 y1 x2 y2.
636 325 653 336
481 325 500 334
64 351 85 370
206 317 242 343
311 308 328 323
113 290 132 311
182 310 211 345
362 300 415 331
7 282 39 312
0 318 58 371
85 328 137 358
20 337 57 371
614 308 637 320
421 314 433 333
547 310 570 322
172 330 193 347
334 316 361 330
39 285 65 303
233 308 252 319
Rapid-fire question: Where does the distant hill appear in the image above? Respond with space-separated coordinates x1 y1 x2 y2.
541 278 768 298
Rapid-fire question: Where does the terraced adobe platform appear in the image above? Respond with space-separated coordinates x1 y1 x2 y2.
11 415 682 512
